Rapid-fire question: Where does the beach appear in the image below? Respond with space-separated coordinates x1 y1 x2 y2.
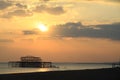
0 68 119 80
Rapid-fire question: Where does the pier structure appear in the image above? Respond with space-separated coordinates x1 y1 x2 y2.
9 56 52 68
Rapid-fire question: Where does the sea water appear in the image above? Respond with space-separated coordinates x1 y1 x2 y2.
0 62 112 74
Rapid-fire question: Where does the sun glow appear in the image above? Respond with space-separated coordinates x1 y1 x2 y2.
38 24 48 32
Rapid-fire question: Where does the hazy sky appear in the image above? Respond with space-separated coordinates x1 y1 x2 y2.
0 0 120 62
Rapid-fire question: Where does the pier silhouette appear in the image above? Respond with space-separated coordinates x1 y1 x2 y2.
9 56 52 68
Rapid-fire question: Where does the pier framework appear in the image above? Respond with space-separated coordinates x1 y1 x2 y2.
8 56 52 68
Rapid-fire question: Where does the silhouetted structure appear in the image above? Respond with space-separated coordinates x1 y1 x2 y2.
112 61 120 68
9 56 52 68
21 56 42 62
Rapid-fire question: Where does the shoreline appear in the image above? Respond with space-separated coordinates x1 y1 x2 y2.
0 68 120 80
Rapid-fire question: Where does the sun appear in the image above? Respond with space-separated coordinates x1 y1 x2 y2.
37 24 48 32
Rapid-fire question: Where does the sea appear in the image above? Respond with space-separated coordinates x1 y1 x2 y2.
0 62 112 74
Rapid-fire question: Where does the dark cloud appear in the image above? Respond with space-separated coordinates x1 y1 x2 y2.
0 0 12 10
0 1 31 18
21 22 120 40
34 5 65 15
46 6 65 15
15 3 27 8
52 22 120 40
2 9 33 18
0 39 14 43
22 30 38 35
0 1 65 18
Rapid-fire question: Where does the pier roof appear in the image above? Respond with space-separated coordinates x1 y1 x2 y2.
20 56 42 62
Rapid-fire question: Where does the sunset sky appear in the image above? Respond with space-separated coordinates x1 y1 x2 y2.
0 0 120 62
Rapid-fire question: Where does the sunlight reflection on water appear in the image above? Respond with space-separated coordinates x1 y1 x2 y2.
37 68 50 72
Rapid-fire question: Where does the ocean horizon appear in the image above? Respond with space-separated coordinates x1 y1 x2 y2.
0 62 112 74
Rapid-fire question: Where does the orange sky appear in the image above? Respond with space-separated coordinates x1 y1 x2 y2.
0 0 120 62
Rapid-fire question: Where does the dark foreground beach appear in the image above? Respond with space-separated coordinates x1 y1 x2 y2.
0 68 120 80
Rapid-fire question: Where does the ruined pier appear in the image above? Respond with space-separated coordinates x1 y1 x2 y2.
8 56 52 68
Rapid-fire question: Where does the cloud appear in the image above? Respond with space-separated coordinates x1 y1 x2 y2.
2 9 33 18
0 1 65 18
0 39 14 43
34 5 65 15
52 22 120 40
15 3 27 8
20 22 120 41
0 0 12 10
0 1 32 18
22 30 38 35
